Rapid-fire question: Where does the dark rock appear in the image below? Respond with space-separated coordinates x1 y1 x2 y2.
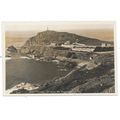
94 47 114 52
7 45 17 53
11 88 29 94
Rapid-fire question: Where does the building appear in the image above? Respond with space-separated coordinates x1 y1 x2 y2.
49 43 57 47
101 43 112 47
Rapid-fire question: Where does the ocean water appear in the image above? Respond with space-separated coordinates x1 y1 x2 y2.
6 59 68 89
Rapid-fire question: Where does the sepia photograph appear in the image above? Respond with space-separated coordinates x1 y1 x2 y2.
3 21 115 95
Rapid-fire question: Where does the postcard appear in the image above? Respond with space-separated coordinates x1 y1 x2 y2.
2 21 116 95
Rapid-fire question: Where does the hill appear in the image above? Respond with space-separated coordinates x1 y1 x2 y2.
20 30 113 56
24 30 113 46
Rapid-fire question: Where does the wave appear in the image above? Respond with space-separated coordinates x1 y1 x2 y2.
6 82 39 94
20 56 32 59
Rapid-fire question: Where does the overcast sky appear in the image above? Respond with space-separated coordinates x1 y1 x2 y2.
3 21 114 31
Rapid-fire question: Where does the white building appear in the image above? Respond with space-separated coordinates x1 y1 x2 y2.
72 47 95 52
64 41 71 45
101 43 106 47
49 43 57 47
101 43 112 47
61 44 74 49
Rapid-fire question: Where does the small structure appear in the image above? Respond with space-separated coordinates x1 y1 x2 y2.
64 41 71 45
61 44 74 49
101 43 112 47
101 43 106 47
49 43 57 47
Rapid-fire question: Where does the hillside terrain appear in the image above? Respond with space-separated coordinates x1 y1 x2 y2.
19 30 113 57
22 30 113 47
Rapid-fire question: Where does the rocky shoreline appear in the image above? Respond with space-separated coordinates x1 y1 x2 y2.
6 51 115 94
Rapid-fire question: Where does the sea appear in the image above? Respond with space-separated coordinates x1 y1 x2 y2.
6 58 68 89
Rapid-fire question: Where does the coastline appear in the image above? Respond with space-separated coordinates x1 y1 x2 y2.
5 52 115 94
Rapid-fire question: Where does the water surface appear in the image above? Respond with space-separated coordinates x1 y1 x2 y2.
6 59 68 89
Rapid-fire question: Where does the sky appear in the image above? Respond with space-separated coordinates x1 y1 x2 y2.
3 21 114 31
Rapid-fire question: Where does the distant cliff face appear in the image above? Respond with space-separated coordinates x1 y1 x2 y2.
20 30 113 55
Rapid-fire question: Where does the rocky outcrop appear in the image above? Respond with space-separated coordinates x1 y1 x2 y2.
7 45 17 53
6 45 18 57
